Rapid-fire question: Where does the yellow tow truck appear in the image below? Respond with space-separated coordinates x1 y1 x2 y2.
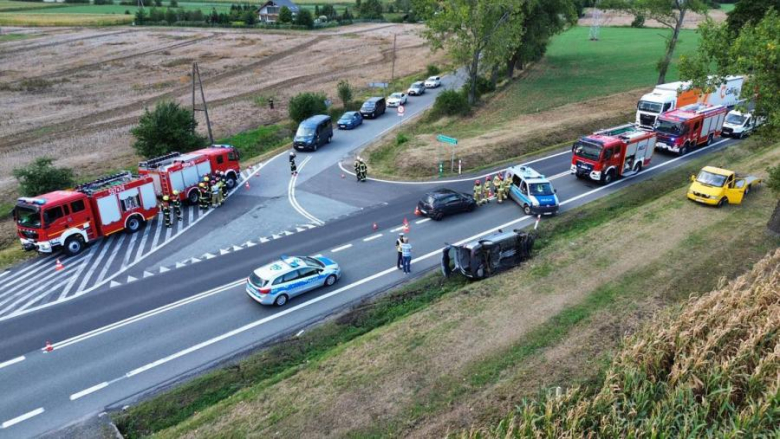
687 166 762 207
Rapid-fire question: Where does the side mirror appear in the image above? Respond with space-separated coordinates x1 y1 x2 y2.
689 175 695 183
554 189 558 193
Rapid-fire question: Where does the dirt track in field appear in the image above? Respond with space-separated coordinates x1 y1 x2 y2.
0 24 443 198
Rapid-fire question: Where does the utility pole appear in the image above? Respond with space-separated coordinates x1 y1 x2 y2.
191 62 214 145
390 34 397 84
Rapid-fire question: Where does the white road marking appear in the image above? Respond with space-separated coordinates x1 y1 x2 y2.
75 237 113 295
132 217 155 264
126 276 138 283
363 234 383 242
0 356 24 370
288 157 325 226
58 245 97 301
331 244 352 253
0 253 90 313
69 382 108 401
120 231 139 270
415 218 431 224
148 215 165 253
0 256 57 300
159 266 170 273
0 271 9 280
391 226 405 233
95 234 126 284
110 281 121 288
2 408 44 429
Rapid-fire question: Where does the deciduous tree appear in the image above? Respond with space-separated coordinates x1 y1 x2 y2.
13 158 75 197
131 101 206 159
278 5 292 23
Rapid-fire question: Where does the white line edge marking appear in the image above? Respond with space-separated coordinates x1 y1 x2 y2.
0 151 286 324
363 234 383 242
2 408 44 429
390 226 404 233
415 218 431 225
288 156 325 226
69 382 108 401
0 356 24 370
43 139 731 352
331 244 352 253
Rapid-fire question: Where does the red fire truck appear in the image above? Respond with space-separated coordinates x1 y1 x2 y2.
571 124 657 184
654 103 727 155
138 145 240 204
14 172 159 256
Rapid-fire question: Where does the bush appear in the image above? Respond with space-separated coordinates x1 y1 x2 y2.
288 92 328 124
462 75 496 100
13 158 76 197
130 101 206 159
241 9 256 25
295 8 314 28
93 0 114 5
154 0 161 7
431 89 469 118
396 132 409 145
63 0 89 3
278 5 292 23
337 80 353 107
631 14 645 28
169 0 177 7
426 64 441 77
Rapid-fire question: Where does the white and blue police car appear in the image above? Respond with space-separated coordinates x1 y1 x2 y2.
246 255 341 306
503 165 560 216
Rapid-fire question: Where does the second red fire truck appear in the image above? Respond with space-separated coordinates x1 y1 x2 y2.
654 103 727 155
14 172 159 256
571 124 657 184
138 145 241 204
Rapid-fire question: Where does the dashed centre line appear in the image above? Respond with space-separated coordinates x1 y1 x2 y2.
331 244 353 253
0 356 25 370
415 218 431 225
2 408 44 429
362 234 383 242
69 382 109 401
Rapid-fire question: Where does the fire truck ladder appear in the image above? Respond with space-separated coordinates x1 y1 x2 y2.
594 124 638 138
138 152 182 170
76 171 135 195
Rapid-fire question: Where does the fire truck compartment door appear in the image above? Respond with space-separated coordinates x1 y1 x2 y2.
196 161 212 179
701 117 712 136
139 182 157 210
149 173 162 195
96 196 122 225
168 170 185 193
182 166 199 187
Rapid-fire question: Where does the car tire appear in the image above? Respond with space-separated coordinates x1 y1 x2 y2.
274 294 288 306
64 236 85 256
313 143 318 152
126 215 142 233
717 197 727 208
327 135 332 144
467 203 476 212
324 274 337 286
187 189 199 205
737 132 743 139
523 204 532 215
475 264 486 279
433 212 444 221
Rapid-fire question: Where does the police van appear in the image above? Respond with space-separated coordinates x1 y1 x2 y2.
503 165 560 216
246 255 341 306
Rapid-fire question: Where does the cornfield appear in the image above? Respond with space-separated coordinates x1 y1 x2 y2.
461 249 780 438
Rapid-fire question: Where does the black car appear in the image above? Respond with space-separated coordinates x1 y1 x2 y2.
360 97 386 118
417 188 476 221
441 229 534 280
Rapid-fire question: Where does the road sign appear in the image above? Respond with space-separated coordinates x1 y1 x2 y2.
397 105 405 116
436 134 458 145
368 82 388 88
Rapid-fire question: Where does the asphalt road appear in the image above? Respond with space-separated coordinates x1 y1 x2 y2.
0 126 741 437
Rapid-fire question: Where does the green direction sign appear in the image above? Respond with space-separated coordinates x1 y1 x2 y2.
436 134 458 145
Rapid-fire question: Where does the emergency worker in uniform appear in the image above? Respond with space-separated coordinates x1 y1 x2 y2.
161 195 172 228
220 173 229 198
211 177 222 207
198 182 210 210
289 151 298 176
354 157 361 182
493 174 504 203
358 159 368 182
171 190 183 222
499 175 511 204
473 180 483 205
484 176 492 203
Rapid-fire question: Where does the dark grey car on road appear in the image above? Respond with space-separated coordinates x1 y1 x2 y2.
441 229 534 280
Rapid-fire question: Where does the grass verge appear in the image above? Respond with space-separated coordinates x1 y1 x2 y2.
0 13 133 26
120 139 778 438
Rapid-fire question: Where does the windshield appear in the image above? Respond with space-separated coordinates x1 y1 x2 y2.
572 140 602 161
637 100 663 113
412 82 423 88
248 272 268 287
696 170 727 187
296 126 315 137
361 102 375 110
655 119 685 135
390 93 402 98
301 256 324 268
339 112 354 121
528 183 554 196
14 205 41 228
726 114 746 125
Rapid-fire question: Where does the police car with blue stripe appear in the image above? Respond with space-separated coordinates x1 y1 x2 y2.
246 255 341 306
503 165 560 216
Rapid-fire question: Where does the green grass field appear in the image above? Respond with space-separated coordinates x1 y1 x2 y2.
719 3 735 13
0 0 60 11
430 25 700 139
0 12 133 25
29 1 231 14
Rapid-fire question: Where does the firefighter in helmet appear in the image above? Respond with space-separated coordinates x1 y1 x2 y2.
219 172 229 198
161 195 172 228
358 158 368 182
473 179 483 205
353 157 361 182
171 190 183 222
198 182 210 210
499 174 511 204
493 174 503 204
483 176 492 203
211 177 222 207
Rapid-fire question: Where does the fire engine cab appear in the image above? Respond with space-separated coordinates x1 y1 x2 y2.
14 172 158 256
138 145 240 204
654 103 727 155
571 124 656 185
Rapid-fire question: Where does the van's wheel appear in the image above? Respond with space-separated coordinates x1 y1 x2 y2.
324 274 337 287
717 197 727 208
313 143 318 152
226 174 237 189
433 212 444 221
327 135 332 144
602 170 614 185
64 236 85 256
187 190 199 205
523 205 532 215
475 264 487 279
126 215 142 233
274 294 288 306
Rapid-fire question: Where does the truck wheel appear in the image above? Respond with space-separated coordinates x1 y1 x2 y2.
64 236 85 256
717 197 727 208
226 174 237 189
635 162 643 173
523 204 532 215
680 144 689 156
707 134 714 145
126 215 143 233
603 171 614 185
187 189 199 205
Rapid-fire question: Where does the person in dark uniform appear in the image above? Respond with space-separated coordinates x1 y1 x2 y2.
161 195 172 228
171 190 183 221
198 182 210 210
290 151 298 176
395 232 404 270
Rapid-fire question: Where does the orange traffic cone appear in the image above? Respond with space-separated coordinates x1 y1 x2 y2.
55 259 64 271
44 341 53 352
414 206 421 216
245 181 250 189
255 172 261 178
372 222 378 230
403 217 409 226
403 223 410 233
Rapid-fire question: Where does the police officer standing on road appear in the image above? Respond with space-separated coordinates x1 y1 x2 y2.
493 174 503 204
395 232 405 270
289 151 298 176
474 179 483 205
171 190 183 222
161 195 172 228
358 158 368 182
